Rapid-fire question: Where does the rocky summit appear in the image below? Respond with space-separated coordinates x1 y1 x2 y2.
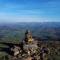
10 30 50 60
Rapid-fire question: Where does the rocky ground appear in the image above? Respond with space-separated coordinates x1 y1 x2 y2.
0 41 59 60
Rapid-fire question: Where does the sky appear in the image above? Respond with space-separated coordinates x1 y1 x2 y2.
0 0 60 23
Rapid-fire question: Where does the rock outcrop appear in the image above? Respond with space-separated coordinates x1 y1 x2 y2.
10 30 49 60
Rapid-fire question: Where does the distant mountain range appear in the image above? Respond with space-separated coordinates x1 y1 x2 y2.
0 22 60 29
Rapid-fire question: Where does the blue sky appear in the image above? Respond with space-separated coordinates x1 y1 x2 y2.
0 0 60 22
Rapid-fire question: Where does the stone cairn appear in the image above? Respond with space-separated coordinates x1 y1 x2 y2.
10 30 50 60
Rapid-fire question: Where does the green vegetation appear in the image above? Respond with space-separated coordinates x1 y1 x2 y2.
0 22 60 60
